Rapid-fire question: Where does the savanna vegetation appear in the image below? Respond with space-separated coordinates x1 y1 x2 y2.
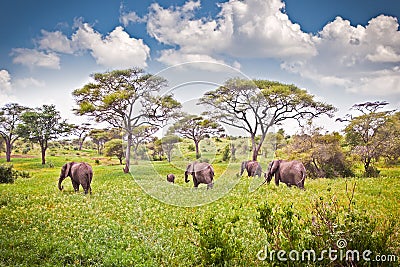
0 68 399 266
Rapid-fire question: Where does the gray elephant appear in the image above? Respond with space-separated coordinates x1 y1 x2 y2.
264 160 306 189
185 162 214 189
166 173 175 183
240 160 262 177
58 162 93 194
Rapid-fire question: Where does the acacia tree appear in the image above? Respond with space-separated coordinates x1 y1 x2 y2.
73 68 181 173
104 139 124 164
199 78 336 161
89 128 116 155
381 112 400 163
342 101 393 176
161 135 181 162
281 123 353 178
169 114 224 159
0 103 29 162
17 105 71 165
131 125 159 161
71 123 92 150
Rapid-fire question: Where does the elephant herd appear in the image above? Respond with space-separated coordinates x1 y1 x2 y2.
241 159 306 189
57 159 306 194
167 159 306 190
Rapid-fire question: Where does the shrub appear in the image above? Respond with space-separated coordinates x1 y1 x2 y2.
256 193 397 266
194 216 242 266
0 164 15 183
222 145 230 162
13 170 31 179
22 147 30 154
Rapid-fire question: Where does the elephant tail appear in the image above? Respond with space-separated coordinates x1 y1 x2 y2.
297 170 306 188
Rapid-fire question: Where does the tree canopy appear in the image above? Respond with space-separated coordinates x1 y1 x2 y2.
0 103 29 162
72 68 181 172
17 104 71 165
199 78 336 160
343 101 394 176
169 114 224 159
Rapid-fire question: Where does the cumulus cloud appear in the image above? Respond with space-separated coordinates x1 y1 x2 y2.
0 70 17 105
11 48 61 69
72 24 150 68
0 70 12 91
141 0 400 96
38 30 75 54
281 15 400 95
120 11 147 26
145 0 316 66
157 49 226 66
12 21 150 69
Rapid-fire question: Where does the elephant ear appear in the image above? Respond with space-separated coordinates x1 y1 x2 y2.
64 162 73 178
269 160 280 174
186 163 195 174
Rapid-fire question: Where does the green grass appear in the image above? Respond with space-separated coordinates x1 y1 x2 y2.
0 152 399 266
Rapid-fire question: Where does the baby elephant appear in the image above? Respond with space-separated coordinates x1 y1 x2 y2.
58 162 93 194
166 173 175 183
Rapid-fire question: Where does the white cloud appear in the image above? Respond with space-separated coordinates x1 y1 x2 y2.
157 49 226 65
0 70 17 106
11 48 61 69
38 30 75 54
347 68 400 96
143 1 400 97
72 24 150 68
0 70 12 91
367 45 400 62
282 15 400 96
14 21 150 70
120 11 147 26
145 0 316 66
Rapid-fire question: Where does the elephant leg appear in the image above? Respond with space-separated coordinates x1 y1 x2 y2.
193 177 199 188
274 176 280 186
72 180 79 192
207 182 213 189
82 185 89 194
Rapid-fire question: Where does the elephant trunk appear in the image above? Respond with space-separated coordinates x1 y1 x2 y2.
263 172 272 184
185 171 190 183
58 177 64 191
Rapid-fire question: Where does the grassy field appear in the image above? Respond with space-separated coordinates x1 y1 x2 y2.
0 150 399 266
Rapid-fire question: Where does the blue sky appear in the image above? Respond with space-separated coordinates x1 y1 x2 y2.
1 0 400 134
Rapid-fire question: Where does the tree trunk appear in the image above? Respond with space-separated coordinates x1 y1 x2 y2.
124 133 132 173
195 140 201 159
41 146 46 165
5 140 11 162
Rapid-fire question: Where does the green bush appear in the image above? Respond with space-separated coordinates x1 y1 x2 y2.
13 170 31 179
0 164 15 183
194 216 242 266
365 166 380 177
256 194 397 266
222 145 230 162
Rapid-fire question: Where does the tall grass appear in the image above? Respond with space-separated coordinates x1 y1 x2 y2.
0 153 399 266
